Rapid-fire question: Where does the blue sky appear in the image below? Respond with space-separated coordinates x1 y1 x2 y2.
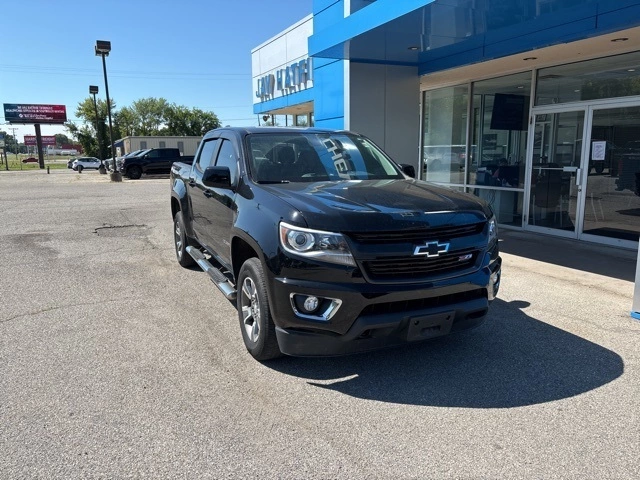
0 0 313 140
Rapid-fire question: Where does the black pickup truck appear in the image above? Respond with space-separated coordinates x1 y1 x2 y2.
119 147 194 179
170 127 501 360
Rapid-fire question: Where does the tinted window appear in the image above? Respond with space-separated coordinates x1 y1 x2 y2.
197 139 220 171
147 150 159 158
215 140 237 183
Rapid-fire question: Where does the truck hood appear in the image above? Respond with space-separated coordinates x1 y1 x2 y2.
261 179 490 231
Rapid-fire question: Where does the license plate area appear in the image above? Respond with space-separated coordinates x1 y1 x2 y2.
406 311 455 341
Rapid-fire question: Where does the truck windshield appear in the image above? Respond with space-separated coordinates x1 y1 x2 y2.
248 132 403 183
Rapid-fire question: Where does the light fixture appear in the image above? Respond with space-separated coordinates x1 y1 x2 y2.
95 40 111 55
611 37 629 42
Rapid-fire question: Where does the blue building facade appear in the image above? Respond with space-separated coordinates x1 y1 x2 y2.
253 0 640 248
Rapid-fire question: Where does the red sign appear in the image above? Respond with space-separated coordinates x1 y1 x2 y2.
24 135 56 146
4 103 67 124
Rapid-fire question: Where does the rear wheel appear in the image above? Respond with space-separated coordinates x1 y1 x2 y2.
173 211 195 268
237 258 282 361
127 165 142 179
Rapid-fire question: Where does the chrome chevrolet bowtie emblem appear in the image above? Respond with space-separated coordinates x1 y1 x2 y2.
413 241 450 257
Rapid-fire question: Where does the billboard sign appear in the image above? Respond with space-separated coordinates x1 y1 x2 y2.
24 135 56 146
3 103 67 124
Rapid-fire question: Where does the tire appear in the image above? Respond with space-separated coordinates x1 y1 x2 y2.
237 258 282 361
77 165 83 173
127 165 142 179
173 211 195 268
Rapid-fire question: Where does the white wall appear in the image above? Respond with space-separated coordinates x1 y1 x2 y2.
251 15 313 105
349 63 420 169
122 137 202 156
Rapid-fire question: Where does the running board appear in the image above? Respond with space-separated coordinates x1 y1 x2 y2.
186 246 237 301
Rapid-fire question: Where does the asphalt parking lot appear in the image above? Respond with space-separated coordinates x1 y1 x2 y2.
1 168 639 479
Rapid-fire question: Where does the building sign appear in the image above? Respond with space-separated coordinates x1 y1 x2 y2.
24 135 56 146
255 57 313 101
256 74 275 99
3 103 67 124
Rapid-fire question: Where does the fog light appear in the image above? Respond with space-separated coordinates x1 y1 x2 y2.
488 270 501 301
303 296 319 312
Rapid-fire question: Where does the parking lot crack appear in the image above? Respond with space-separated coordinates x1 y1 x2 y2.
0 298 126 324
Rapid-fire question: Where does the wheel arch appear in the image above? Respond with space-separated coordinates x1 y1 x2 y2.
231 234 260 284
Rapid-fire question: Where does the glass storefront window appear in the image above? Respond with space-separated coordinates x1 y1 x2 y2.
536 51 640 106
422 86 468 184
472 188 524 227
295 114 309 127
469 72 531 189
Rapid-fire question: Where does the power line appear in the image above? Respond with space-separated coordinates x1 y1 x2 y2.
0 63 250 79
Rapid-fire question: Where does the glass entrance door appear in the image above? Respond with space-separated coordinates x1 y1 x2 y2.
581 103 640 246
526 110 586 236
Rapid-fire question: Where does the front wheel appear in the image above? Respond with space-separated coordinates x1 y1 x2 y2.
77 165 83 173
237 258 282 361
127 165 142 179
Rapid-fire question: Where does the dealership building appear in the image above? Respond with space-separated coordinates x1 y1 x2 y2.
252 0 640 249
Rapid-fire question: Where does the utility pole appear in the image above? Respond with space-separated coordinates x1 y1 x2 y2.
8 126 19 163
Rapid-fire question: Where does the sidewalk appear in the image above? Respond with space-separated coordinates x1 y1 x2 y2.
499 229 636 283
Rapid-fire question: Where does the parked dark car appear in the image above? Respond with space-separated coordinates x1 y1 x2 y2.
119 148 194 179
170 127 501 361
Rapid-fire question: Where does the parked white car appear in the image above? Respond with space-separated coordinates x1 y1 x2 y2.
72 157 102 172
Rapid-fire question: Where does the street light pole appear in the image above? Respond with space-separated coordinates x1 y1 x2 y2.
89 85 106 174
95 40 121 182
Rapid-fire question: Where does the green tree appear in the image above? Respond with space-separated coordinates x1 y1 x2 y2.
0 131 19 154
66 97 115 159
54 133 71 147
131 97 169 135
114 106 137 137
165 104 221 136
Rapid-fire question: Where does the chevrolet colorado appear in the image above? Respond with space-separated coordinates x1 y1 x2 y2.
170 127 501 360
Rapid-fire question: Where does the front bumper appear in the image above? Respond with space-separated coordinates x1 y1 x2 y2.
269 256 502 357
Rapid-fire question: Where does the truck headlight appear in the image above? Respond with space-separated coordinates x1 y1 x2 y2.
488 216 498 245
279 222 355 267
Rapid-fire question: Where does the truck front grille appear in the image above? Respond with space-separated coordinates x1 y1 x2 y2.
346 222 485 244
362 248 479 281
